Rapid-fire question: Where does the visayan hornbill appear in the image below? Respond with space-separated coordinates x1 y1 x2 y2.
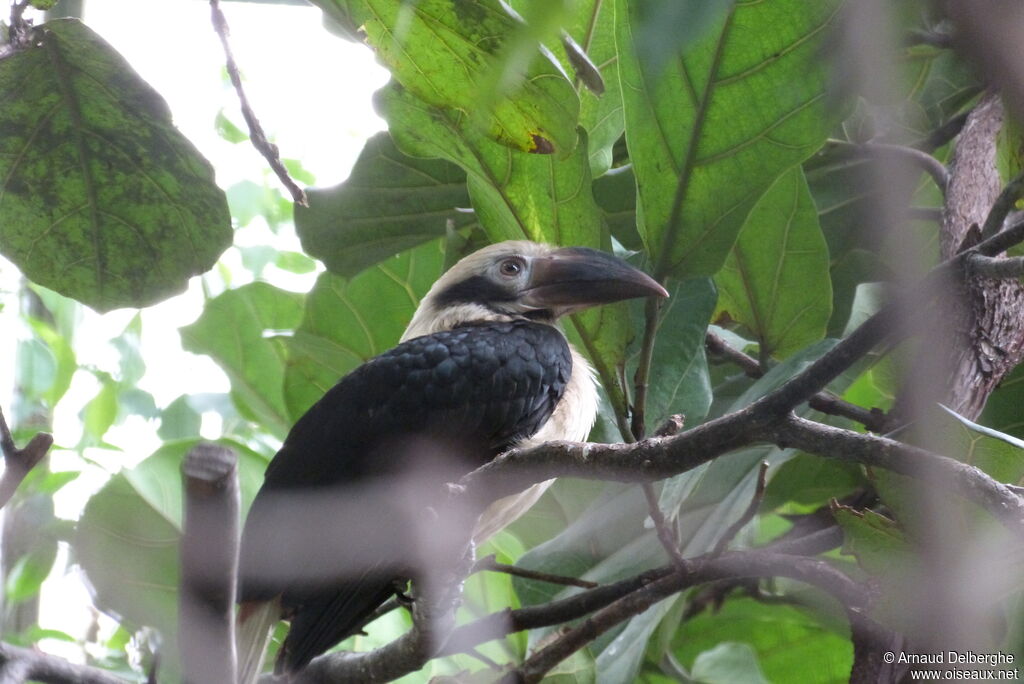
236 241 667 679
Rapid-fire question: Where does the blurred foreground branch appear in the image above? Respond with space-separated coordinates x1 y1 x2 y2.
179 444 240 684
0 406 52 510
0 642 126 684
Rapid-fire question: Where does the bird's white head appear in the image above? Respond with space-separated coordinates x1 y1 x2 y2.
402 240 668 341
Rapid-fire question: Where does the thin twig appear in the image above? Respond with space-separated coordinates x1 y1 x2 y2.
209 0 308 206
630 296 662 441
641 483 686 568
904 29 953 48
917 108 973 152
973 215 1024 257
0 406 53 510
711 461 769 556
827 139 950 195
472 554 598 590
705 332 890 432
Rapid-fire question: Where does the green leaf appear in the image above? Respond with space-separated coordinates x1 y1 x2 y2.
631 0 736 75
691 643 769 684
616 0 843 277
283 239 445 419
295 132 472 278
380 84 599 246
214 109 248 144
19 627 77 645
715 168 832 359
112 314 145 384
180 282 305 438
551 0 624 176
674 599 850 684
934 405 1024 485
0 19 231 311
75 441 269 662
762 452 866 511
276 251 317 275
26 318 76 407
981 363 1024 439
316 0 579 155
158 395 202 441
4 547 56 603
637 278 716 433
15 338 56 400
545 647 596 684
227 180 290 229
81 375 118 444
596 596 676 684
833 506 911 577
594 166 642 251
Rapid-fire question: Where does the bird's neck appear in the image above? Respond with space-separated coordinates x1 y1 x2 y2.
401 303 553 342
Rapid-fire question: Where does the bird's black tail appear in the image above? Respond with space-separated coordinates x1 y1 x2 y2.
276 571 399 675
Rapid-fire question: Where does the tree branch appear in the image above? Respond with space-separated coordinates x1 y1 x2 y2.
209 0 307 206
766 414 1024 536
179 444 240 684
981 168 1024 240
630 296 662 441
0 406 53 510
0 642 127 684
305 539 871 682
506 550 872 683
827 139 950 195
711 461 768 556
641 481 686 567
917 108 973 153
472 554 598 590
705 332 891 432
966 253 1024 279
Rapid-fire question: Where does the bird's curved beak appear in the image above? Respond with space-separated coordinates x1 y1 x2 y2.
521 247 669 311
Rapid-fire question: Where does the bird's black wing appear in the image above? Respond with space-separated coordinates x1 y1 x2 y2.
238 320 571 672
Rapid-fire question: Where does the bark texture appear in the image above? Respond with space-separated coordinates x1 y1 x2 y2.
940 93 1024 419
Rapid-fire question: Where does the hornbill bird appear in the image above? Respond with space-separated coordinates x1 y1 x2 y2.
236 241 667 680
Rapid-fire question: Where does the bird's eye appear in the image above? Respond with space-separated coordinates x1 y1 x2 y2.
499 258 524 277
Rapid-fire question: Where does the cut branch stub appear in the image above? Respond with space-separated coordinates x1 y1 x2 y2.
179 443 240 684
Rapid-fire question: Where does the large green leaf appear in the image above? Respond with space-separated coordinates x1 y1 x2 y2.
315 0 579 155
283 239 445 419
75 441 268 672
981 364 1024 439
295 132 473 278
380 84 599 246
594 166 642 250
616 0 843 277
715 168 833 359
834 507 911 577
933 405 1024 485
673 598 851 684
180 283 304 439
762 452 866 511
0 19 230 311
538 0 624 176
